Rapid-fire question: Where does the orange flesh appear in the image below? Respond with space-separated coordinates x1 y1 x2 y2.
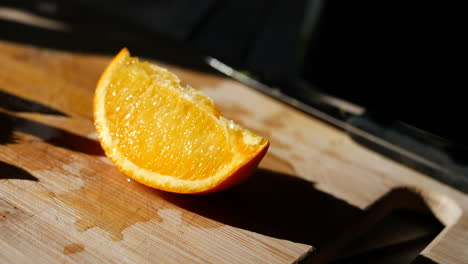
102 57 265 181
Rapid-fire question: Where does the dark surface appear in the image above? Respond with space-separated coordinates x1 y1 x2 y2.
303 0 468 146
412 255 439 264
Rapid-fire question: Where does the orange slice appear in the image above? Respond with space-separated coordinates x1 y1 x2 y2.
94 49 269 194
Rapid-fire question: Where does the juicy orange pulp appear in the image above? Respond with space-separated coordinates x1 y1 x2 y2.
94 49 269 194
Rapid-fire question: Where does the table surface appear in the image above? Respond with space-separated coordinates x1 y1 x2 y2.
0 41 467 264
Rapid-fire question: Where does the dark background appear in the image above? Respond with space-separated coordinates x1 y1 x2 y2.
2 0 468 146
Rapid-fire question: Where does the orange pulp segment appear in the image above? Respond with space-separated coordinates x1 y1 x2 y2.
94 48 269 194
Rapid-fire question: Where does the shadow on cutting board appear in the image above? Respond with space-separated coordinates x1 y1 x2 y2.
0 90 103 155
0 112 103 156
161 169 360 247
0 160 38 181
160 169 443 263
0 90 68 117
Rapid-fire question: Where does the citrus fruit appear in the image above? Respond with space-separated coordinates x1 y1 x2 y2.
94 48 269 194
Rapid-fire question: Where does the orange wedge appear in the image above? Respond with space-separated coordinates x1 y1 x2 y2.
94 49 269 194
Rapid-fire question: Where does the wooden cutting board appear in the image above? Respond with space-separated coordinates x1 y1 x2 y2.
0 41 466 264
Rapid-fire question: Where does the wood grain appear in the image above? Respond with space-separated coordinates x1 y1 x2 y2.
0 41 467 263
